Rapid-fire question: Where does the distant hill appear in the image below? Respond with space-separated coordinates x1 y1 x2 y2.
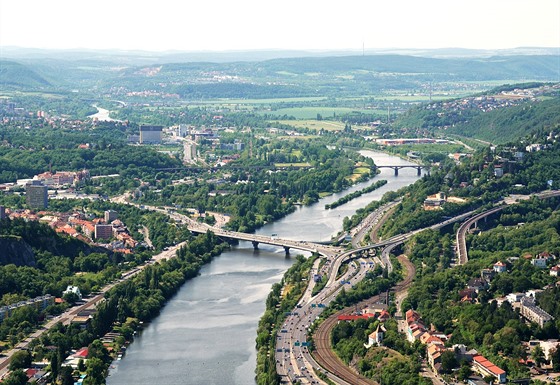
393 84 560 144
1 51 559 97
0 60 51 89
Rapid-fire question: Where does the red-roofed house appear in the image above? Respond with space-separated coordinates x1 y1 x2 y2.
377 309 390 322
472 355 506 383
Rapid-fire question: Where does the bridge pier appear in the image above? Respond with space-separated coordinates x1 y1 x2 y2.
417 167 422 176
252 241 259 250
394 168 399 176
283 246 290 255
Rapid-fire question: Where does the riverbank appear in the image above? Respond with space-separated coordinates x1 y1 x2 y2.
107 150 423 385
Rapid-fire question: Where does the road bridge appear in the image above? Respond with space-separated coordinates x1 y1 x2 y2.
375 165 427 176
186 222 338 257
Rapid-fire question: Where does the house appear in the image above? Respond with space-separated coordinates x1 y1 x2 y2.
423 192 446 210
550 265 560 276
493 261 507 273
427 344 446 370
63 285 82 300
368 324 386 346
467 278 489 292
481 268 496 282
377 309 390 322
531 256 548 269
472 355 506 383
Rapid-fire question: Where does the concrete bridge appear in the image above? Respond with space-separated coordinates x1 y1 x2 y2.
375 165 427 176
186 221 339 257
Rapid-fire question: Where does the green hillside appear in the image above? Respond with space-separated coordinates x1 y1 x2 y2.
393 83 560 144
0 60 51 89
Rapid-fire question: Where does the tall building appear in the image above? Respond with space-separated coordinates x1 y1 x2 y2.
95 224 113 240
26 180 48 209
104 210 118 223
183 140 197 163
139 125 163 144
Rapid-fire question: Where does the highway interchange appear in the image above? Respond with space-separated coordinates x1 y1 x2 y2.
1 190 559 382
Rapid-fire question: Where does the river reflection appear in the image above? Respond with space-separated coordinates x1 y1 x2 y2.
108 150 421 385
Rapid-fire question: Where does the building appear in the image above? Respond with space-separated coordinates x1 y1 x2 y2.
520 297 554 327
472 355 506 383
0 295 54 323
494 165 504 178
493 261 507 273
183 140 197 163
63 286 82 300
25 180 48 209
104 210 118 223
95 224 113 240
531 256 548 269
423 192 446 210
139 125 163 144
367 324 386 346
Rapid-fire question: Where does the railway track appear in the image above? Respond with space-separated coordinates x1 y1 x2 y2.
312 254 415 385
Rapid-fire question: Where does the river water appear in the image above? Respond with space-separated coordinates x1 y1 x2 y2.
107 150 421 385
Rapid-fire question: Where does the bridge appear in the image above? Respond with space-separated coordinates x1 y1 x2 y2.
375 165 427 176
185 220 339 257
455 190 560 265
155 164 427 176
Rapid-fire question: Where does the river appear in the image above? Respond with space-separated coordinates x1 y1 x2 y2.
88 106 120 122
107 150 421 385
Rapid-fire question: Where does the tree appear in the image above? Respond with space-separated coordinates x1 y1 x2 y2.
551 346 560 371
9 350 31 371
60 365 75 385
440 350 458 373
457 362 472 381
532 344 546 367
2 369 28 385
84 357 107 385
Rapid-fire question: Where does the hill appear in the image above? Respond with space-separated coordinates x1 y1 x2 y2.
1 53 559 96
0 60 51 89
393 83 560 144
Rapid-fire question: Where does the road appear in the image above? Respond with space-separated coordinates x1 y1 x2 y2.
0 239 186 379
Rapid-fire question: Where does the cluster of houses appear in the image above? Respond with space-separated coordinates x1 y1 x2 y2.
459 255 557 328
2 207 138 253
405 309 507 383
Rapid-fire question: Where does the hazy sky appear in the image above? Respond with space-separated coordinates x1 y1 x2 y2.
1 0 559 52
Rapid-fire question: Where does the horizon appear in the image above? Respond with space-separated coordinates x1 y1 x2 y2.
1 0 559 53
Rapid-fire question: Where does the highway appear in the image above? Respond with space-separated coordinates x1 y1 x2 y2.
3 189 558 381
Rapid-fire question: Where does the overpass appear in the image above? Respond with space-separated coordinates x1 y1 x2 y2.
455 190 560 265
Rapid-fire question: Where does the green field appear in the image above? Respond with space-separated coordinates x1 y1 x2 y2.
265 106 378 119
273 119 370 132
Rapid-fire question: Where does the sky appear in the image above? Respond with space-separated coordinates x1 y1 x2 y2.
1 0 559 52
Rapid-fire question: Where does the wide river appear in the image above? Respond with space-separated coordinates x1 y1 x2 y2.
108 150 421 385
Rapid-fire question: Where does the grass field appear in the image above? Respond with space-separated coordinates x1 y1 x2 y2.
265 106 377 119
194 96 328 105
273 119 370 132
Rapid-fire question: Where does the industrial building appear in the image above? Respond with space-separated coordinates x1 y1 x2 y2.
139 125 163 144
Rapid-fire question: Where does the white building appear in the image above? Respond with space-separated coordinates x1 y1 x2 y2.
63 286 82 300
